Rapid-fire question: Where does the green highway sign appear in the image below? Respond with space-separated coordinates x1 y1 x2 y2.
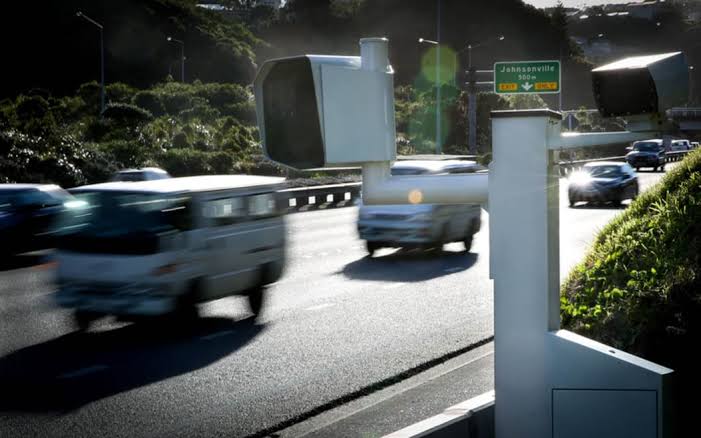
494 60 561 94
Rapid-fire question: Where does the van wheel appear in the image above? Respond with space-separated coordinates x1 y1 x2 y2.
464 234 474 252
74 310 99 331
170 282 200 326
366 241 381 256
246 286 265 318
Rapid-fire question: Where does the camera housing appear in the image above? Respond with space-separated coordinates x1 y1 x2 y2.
592 52 689 119
254 52 396 170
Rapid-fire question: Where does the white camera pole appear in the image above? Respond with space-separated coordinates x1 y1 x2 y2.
489 110 672 438
360 38 489 207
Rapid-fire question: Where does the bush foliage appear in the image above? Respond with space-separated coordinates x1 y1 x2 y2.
0 80 262 187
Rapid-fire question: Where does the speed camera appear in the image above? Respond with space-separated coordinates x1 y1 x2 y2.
254 40 396 170
592 52 688 118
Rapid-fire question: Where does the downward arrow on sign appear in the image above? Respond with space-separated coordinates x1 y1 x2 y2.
522 82 533 91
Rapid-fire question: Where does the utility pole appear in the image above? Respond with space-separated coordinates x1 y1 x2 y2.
167 37 186 82
462 36 504 155
467 66 477 154
436 0 442 154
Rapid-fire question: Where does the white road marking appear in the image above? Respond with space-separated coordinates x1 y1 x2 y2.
305 303 336 311
58 365 109 379
200 329 235 341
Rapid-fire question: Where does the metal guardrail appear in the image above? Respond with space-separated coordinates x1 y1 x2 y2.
279 150 693 213
277 182 362 213
558 150 691 176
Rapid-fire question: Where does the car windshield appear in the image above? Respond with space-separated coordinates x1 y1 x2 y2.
634 142 661 152
586 165 624 178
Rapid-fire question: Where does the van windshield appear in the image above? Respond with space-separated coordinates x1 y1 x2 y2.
55 191 192 254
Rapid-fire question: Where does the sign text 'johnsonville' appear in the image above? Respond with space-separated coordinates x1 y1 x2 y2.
494 60 561 95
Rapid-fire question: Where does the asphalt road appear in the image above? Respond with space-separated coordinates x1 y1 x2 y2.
0 169 670 438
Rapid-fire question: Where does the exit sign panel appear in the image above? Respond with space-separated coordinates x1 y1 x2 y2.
494 60 561 94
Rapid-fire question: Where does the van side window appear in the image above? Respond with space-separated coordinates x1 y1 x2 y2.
248 193 275 218
203 197 246 226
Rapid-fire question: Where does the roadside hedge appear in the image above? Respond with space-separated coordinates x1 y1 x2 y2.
561 149 701 432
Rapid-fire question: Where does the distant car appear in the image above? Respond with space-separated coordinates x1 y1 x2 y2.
568 162 639 207
0 184 72 257
110 167 171 182
692 142 700 150
625 139 665 172
357 160 483 255
669 139 691 152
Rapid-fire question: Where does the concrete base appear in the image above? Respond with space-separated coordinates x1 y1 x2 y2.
383 391 495 438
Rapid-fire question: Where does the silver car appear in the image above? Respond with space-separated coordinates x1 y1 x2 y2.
357 160 483 256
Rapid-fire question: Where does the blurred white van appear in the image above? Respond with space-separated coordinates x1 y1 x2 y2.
357 160 483 255
53 175 286 329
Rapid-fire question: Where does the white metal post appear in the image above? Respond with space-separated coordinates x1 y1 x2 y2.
489 110 562 438
489 109 673 438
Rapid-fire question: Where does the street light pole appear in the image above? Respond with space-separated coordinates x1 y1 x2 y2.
167 37 186 82
76 11 105 115
462 36 504 155
418 36 441 154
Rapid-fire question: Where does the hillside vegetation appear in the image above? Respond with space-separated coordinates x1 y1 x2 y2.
0 80 268 187
561 150 701 431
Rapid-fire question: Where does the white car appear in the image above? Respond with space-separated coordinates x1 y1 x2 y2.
357 160 483 256
669 139 691 152
110 167 171 182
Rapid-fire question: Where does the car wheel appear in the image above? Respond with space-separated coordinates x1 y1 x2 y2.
661 165 665 172
246 286 265 318
569 198 575 208
653 166 658 172
366 241 381 256
74 310 99 331
635 167 640 172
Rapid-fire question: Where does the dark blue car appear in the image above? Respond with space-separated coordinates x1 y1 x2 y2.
0 184 72 257
568 162 639 207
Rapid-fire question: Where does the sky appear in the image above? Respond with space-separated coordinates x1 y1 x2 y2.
524 0 637 8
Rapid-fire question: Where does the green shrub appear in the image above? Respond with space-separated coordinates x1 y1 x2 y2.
103 103 153 124
133 90 165 116
106 83 138 104
561 150 701 432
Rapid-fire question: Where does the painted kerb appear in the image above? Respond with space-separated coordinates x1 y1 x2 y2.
494 60 561 94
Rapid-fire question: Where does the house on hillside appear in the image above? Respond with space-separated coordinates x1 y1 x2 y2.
627 1 673 21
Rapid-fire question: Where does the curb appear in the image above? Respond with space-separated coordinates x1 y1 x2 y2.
383 391 495 438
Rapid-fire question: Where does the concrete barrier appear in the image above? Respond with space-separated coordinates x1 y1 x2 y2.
383 391 495 438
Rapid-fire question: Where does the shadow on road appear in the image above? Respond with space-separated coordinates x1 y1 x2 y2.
0 316 263 413
341 249 478 282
